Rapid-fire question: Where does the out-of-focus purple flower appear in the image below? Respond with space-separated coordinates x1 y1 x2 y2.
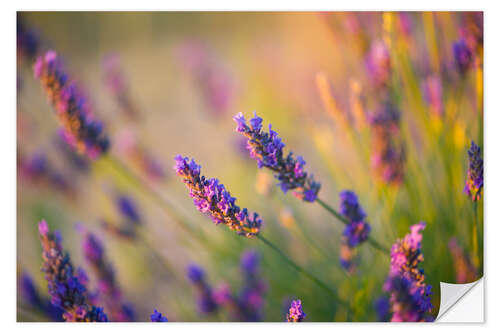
18 150 75 197
453 39 473 76
116 128 167 181
150 309 168 322
102 54 139 119
19 273 64 321
234 112 321 202
365 40 391 87
286 299 306 322
374 296 391 322
212 250 267 322
383 275 433 322
17 17 39 61
186 265 218 314
116 194 141 224
38 220 108 322
82 231 135 321
339 190 367 223
422 75 443 117
464 141 483 201
338 191 371 272
33 50 110 159
175 40 234 116
448 238 478 283
368 103 405 185
384 222 433 322
174 155 262 237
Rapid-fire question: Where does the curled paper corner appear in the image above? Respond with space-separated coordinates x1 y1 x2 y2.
436 278 484 322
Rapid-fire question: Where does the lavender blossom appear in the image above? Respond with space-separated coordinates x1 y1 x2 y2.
17 17 39 61
453 39 473 76
365 40 391 87
383 275 433 322
234 112 321 202
385 222 433 322
116 194 141 224
368 103 405 185
464 141 483 201
19 273 64 321
150 309 168 322
38 220 108 322
338 191 371 272
33 51 110 159
286 299 306 322
374 296 390 322
102 54 138 119
174 155 262 237
82 231 134 321
187 265 218 314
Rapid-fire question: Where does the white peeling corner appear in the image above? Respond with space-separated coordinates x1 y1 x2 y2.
436 278 484 322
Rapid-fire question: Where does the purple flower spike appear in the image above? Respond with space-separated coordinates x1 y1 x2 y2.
186 265 218 314
233 112 321 202
38 220 108 322
464 141 483 201
286 299 306 322
453 39 473 75
150 309 168 322
33 50 110 159
82 231 135 321
174 155 262 237
338 191 371 271
384 223 433 322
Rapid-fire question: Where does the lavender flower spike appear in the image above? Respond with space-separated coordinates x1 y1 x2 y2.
464 141 483 201
33 51 110 159
338 191 371 272
286 299 306 322
150 309 168 322
174 155 262 237
186 265 218 314
82 231 135 321
38 220 108 322
234 112 321 202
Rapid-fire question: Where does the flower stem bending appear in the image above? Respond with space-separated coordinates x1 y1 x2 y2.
316 198 390 254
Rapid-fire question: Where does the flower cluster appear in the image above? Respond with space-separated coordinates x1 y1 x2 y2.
286 299 306 322
18 150 75 197
234 112 321 202
19 273 64 321
33 50 110 159
453 39 473 76
464 141 483 201
116 129 166 181
338 191 371 272
17 18 39 62
187 265 218 314
82 231 135 321
212 250 267 321
175 40 234 116
374 296 390 322
174 155 262 237
103 54 139 119
38 220 108 322
150 309 168 322
448 238 478 283
368 103 405 185
384 222 433 322
365 40 391 88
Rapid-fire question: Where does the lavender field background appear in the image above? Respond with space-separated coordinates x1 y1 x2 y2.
16 12 483 322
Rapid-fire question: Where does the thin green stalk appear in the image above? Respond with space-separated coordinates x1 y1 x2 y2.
316 198 390 255
256 234 350 310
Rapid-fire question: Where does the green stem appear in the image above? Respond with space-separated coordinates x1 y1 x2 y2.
316 198 390 255
473 200 481 272
256 234 350 310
